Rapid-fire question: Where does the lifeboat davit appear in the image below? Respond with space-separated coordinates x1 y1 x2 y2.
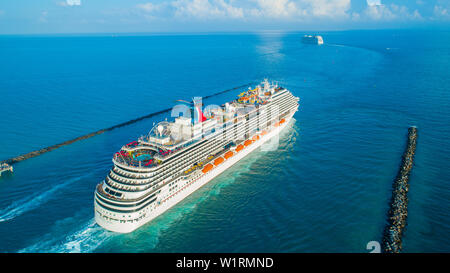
214 157 224 166
202 164 213 174
224 151 234 159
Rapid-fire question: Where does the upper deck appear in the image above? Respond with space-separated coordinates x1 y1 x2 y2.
112 80 287 171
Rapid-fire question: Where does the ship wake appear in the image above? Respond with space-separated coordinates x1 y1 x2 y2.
0 176 85 222
19 218 113 253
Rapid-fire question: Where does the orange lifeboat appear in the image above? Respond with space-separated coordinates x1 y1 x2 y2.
280 118 286 124
214 157 224 166
244 139 253 146
224 151 234 159
202 164 213 174
235 144 244 152
261 130 267 136
252 135 258 141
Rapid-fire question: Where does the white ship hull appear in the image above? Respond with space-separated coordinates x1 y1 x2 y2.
95 112 295 233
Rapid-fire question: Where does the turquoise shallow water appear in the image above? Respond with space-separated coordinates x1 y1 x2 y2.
0 30 449 252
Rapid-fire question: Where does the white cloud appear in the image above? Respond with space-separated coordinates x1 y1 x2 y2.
413 10 422 20
366 0 381 7
391 4 422 20
39 11 49 22
67 0 81 6
351 12 360 21
416 0 424 5
306 0 351 18
169 0 351 21
172 0 244 19
365 1 394 20
433 5 450 20
137 3 161 13
364 1 422 21
58 0 81 7
248 0 351 19
250 0 303 18
129 0 428 24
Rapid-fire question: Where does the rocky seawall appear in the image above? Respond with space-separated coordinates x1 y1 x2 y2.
382 126 418 253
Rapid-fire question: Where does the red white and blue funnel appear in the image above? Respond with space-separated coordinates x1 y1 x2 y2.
193 97 207 124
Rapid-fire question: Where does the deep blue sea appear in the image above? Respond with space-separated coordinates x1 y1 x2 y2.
0 30 449 252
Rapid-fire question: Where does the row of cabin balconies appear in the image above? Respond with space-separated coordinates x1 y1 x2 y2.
113 166 154 178
156 138 224 179
267 102 296 120
112 168 152 181
157 141 215 177
273 93 296 108
273 92 295 105
108 171 160 188
276 103 296 115
111 137 228 190
96 183 160 205
158 135 226 172
168 139 228 176
105 176 152 195
277 99 298 115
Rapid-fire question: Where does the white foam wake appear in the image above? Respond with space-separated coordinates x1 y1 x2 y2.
0 176 84 222
19 218 113 253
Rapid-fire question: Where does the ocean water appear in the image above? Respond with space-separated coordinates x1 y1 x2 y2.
0 30 449 252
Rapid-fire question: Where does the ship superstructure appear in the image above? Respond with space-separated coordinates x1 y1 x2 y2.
302 35 324 45
94 80 299 233
0 163 13 177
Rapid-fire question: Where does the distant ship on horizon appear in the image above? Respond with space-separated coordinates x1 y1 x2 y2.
302 35 324 45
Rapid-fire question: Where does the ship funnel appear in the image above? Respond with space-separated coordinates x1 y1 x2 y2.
193 97 207 124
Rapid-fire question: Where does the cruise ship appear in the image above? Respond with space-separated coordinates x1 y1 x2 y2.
302 35 324 45
94 80 300 233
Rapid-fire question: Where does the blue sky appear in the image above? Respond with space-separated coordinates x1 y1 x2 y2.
0 0 449 34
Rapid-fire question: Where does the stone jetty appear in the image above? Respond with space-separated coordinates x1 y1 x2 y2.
382 126 418 253
0 83 253 165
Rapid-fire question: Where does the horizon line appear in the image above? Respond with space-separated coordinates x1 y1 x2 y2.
1 26 447 37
